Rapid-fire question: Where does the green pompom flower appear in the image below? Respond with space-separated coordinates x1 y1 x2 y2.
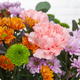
6 44 30 66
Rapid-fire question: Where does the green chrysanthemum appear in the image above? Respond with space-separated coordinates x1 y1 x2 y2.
6 44 30 66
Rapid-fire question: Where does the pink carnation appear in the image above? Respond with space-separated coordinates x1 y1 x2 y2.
19 9 49 22
25 21 70 59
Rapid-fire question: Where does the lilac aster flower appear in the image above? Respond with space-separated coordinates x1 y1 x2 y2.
64 36 80 55
55 70 65 80
2 1 10 8
0 3 5 10
8 6 24 17
0 1 11 10
0 1 21 10
64 29 80 55
71 56 80 77
26 57 43 74
47 57 62 73
72 29 80 39
66 72 75 80
10 1 21 7
55 71 75 80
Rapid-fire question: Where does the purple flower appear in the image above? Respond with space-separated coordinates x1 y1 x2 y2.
2 1 10 8
0 3 5 10
55 71 75 80
64 29 80 55
8 6 24 17
71 57 80 77
72 29 80 39
13 1 21 7
0 1 21 10
64 37 80 55
9 1 21 7
26 57 43 74
66 72 75 80
46 57 62 73
55 70 65 80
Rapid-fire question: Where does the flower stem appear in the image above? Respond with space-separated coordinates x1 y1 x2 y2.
13 66 17 80
0 68 4 80
53 73 60 80
62 72 69 80
37 74 42 80
65 52 68 72
62 69 77 80
71 73 77 80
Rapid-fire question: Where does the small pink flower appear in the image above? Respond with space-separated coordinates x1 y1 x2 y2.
20 9 49 22
25 21 70 59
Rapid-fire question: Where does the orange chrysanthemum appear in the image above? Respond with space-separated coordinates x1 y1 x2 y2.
0 55 14 71
0 17 25 30
22 36 38 53
40 65 54 80
0 17 8 26
25 17 38 28
0 26 15 44
9 17 25 30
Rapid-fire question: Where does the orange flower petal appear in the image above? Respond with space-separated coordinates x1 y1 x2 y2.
0 55 14 71
40 65 54 80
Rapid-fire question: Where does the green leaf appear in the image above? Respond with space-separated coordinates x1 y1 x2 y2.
60 23 69 28
47 14 55 22
35 1 51 13
54 18 60 24
53 73 60 80
47 14 55 18
78 18 80 25
72 20 78 31
1 9 6 12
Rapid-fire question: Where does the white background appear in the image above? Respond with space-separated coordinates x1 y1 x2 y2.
0 0 80 31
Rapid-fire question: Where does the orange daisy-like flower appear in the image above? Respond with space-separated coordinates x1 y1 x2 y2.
25 17 38 28
8 17 25 30
40 65 54 80
0 26 15 44
0 17 8 26
22 36 38 53
0 55 14 71
0 17 25 30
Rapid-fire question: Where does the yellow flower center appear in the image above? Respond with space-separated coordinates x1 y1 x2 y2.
34 61 38 66
69 46 71 49
1 34 8 38
3 61 9 64
49 62 53 65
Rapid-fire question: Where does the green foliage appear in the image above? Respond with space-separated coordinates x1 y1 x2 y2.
72 20 78 31
54 18 60 24
35 1 51 13
60 23 69 28
78 18 80 25
6 44 30 66
47 14 55 22
47 14 69 29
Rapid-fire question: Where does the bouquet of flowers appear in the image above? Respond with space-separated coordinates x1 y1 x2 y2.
0 1 80 80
